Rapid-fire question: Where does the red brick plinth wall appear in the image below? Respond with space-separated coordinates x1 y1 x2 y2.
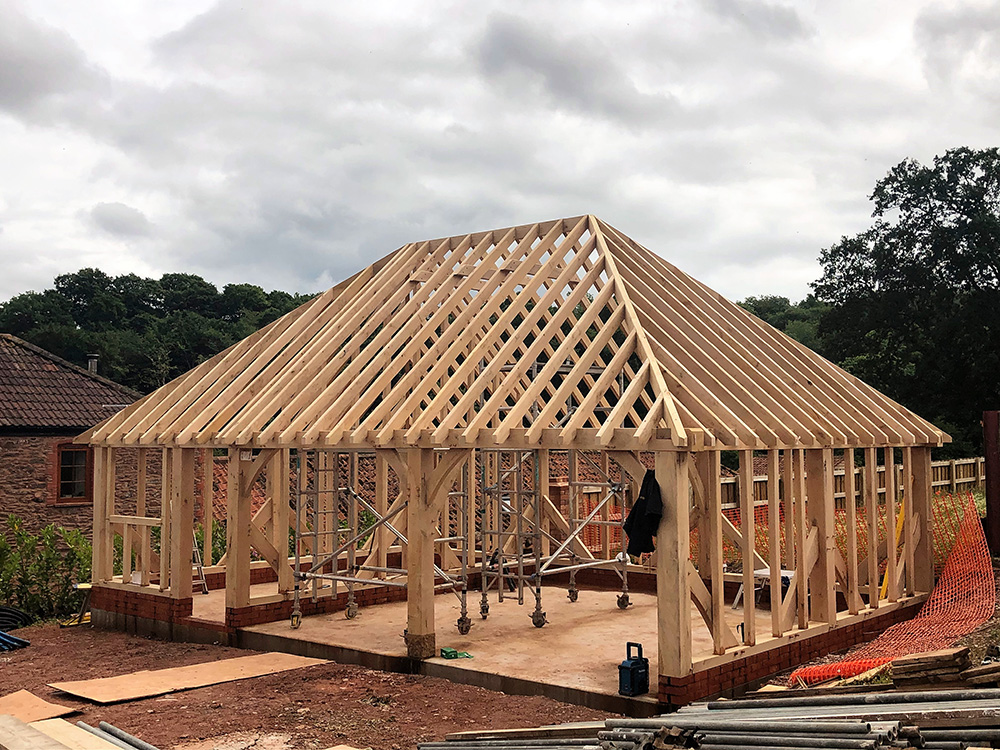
91 585 193 622
226 583 411 628
658 601 921 707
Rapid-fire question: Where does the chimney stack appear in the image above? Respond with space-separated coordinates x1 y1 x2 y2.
87 354 99 374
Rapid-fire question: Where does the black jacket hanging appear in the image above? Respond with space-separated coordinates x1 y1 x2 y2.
622 469 662 557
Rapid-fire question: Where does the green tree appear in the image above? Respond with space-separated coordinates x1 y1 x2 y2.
0 269 315 394
738 294 828 352
813 147 1000 456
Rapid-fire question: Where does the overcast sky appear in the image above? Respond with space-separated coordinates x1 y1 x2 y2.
0 1 996 304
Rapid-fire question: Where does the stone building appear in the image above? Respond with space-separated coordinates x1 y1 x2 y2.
0 334 139 536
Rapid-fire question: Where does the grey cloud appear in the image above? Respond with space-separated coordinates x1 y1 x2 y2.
4 1 993 307
0 4 107 122
915 4 1000 88
704 0 809 40
89 202 153 237
476 12 679 127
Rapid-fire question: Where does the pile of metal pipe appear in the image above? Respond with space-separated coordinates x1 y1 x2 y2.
606 717 903 749
420 744 601 750
672 687 1000 749
76 721 160 750
424 685 1000 750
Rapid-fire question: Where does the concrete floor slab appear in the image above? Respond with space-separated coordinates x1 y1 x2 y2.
240 585 766 708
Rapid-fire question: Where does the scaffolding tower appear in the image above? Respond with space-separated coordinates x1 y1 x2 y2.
290 449 475 633
478 449 632 629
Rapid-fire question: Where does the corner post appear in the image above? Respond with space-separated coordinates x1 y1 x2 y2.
656 450 692 679
91 446 113 583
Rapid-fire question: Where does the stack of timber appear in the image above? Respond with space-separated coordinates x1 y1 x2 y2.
892 648 973 689
427 687 1000 750
889 648 1000 690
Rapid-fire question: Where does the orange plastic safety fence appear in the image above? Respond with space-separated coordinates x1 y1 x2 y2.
788 493 994 685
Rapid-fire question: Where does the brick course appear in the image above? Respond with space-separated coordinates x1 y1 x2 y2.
91 585 193 622
657 601 921 707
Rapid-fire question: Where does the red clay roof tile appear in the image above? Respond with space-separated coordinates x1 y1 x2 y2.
0 334 139 430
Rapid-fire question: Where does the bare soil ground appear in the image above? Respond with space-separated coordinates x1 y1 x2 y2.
0 624 612 749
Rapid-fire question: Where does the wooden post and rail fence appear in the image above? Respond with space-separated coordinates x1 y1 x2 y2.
718 456 986 511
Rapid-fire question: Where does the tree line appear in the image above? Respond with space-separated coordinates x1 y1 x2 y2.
739 147 1000 457
0 269 313 393
2 147 998 456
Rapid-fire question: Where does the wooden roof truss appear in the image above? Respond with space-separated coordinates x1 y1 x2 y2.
86 215 947 451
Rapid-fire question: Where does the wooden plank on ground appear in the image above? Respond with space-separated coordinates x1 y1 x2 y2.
960 663 1000 681
30 719 119 750
0 714 71 750
49 653 327 704
893 647 969 666
0 690 76 723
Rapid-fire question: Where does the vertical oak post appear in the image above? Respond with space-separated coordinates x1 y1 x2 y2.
845 448 860 614
805 448 837 625
793 450 808 627
375 450 390 578
202 448 213 567
170 448 195 599
402 448 436 659
884 448 898 602
538 449 551 558
766 450 782 635
911 446 935 594
273 449 293 593
656 450 692 678
864 448 879 608
902 448 916 596
226 448 251 609
695 451 725 653
91 446 113 583
137 448 151 586
738 450 755 645
159 448 172 592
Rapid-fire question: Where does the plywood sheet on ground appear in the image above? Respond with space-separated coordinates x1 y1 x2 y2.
0 690 75 722
31 719 120 750
49 652 327 704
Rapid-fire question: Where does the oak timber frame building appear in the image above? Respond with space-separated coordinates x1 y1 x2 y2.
82 215 948 704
